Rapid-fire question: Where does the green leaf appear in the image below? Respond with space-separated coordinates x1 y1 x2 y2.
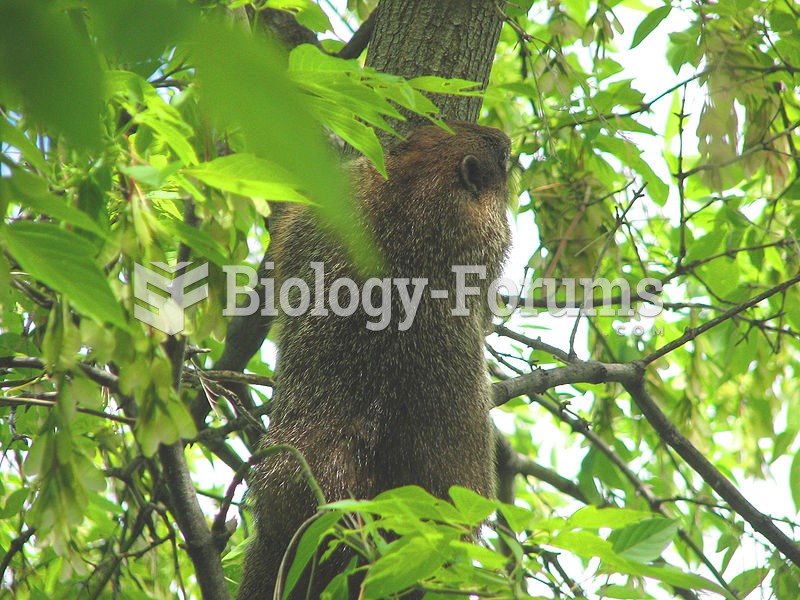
325 486 463 526
553 532 728 596
288 43 360 74
3 222 126 326
729 568 769 597
119 165 177 188
284 511 342 599
268 0 333 33
666 29 701 73
160 219 229 266
630 5 672 49
633 564 730 597
608 518 679 562
136 387 197 456
566 506 652 529
504 0 536 19
407 76 482 95
311 102 387 177
87 0 197 67
190 21 342 211
684 225 725 264
551 530 617 562
362 535 448 598
698 257 739 298
0 118 48 173
498 501 533 532
790 450 800 512
0 488 29 519
321 561 355 599
449 486 497 525
370 486 463 523
184 154 312 204
597 583 651 599
594 135 669 205
767 9 797 33
190 25 380 272
0 1 104 149
134 111 198 166
3 172 107 237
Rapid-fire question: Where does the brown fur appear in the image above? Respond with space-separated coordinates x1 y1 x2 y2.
238 122 511 599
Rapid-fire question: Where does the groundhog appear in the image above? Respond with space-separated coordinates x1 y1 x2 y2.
237 122 511 599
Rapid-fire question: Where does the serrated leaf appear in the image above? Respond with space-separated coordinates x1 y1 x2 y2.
160 218 229 266
699 257 739 298
0 118 48 173
284 511 342 599
609 518 679 562
3 222 126 326
184 154 312 204
449 486 497 525
0 2 104 149
3 172 107 237
729 568 769 597
594 135 669 205
407 76 482 95
362 536 447 598
685 225 726 264
790 450 800 512
566 506 653 529
267 0 332 32
0 488 30 519
631 5 672 49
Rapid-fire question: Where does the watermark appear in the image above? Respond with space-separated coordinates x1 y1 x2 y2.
133 262 209 335
222 262 663 330
132 261 662 333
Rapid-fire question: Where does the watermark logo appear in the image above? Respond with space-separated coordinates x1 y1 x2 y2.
134 262 209 334
221 263 663 331
131 260 663 334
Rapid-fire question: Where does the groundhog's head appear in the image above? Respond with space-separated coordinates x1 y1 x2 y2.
359 122 511 276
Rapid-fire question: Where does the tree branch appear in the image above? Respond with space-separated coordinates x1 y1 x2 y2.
491 354 796 583
0 396 135 426
522 390 726 596
336 9 376 59
492 360 635 407
622 374 800 568
157 207 230 600
643 270 800 365
0 355 121 392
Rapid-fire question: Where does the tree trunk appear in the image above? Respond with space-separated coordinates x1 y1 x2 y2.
365 0 503 135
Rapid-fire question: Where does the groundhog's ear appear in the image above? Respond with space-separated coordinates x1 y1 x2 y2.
459 154 483 194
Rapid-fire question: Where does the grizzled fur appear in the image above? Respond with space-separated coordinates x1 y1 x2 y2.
238 122 511 599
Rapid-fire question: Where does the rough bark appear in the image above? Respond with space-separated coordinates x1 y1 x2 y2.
365 0 503 135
